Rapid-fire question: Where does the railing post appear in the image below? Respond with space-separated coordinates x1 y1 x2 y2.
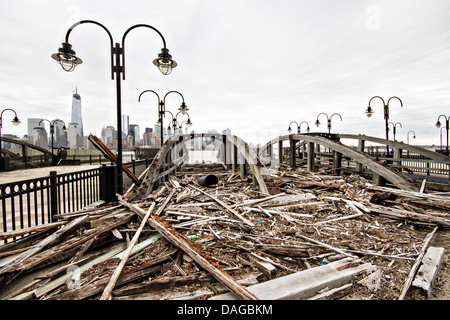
307 142 315 172
356 139 365 172
289 134 296 169
100 164 117 203
333 151 342 176
278 140 283 166
393 147 402 172
49 171 58 221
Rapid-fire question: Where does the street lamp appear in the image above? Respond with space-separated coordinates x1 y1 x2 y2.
0 108 21 171
138 90 187 146
365 96 403 141
388 122 402 141
39 119 67 160
435 115 449 153
288 121 299 134
315 112 342 134
365 96 403 156
288 121 310 134
53 20 177 195
407 130 416 145
179 118 193 133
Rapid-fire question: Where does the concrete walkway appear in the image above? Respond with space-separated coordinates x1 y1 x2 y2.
0 164 101 184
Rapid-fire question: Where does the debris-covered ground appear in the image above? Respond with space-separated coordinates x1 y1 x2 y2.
0 163 449 300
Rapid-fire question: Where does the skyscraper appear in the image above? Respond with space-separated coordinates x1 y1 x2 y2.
71 88 83 137
122 115 129 139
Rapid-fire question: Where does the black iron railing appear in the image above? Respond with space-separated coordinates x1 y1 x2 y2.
0 167 107 242
0 158 154 243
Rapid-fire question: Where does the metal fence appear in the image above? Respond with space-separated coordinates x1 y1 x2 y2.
0 158 154 243
0 167 103 241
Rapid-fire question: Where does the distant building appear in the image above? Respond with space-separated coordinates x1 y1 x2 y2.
122 115 129 140
67 123 83 149
27 118 43 145
71 88 83 137
222 128 231 135
129 124 140 147
53 121 67 148
143 127 159 146
33 126 48 149
101 125 116 149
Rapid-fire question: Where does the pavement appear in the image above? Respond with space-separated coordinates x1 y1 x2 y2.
0 164 101 184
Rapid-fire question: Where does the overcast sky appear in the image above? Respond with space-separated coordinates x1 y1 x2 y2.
1 0 449 147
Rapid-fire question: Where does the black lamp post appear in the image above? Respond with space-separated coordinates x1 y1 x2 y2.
407 130 416 145
288 121 310 134
0 108 21 171
435 115 449 153
365 96 403 154
52 20 177 195
179 118 193 133
39 119 67 160
388 121 402 141
138 90 187 146
315 112 342 134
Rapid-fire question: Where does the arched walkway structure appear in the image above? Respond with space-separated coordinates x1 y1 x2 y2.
125 133 272 200
0 137 54 169
261 133 450 191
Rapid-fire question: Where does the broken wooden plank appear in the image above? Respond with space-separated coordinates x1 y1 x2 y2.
307 283 353 300
412 246 445 297
249 257 277 279
295 233 356 258
35 233 163 299
255 244 309 257
398 226 438 300
0 212 134 289
112 274 215 297
1 215 89 268
0 221 68 241
367 204 450 228
100 202 156 300
118 196 259 300
188 184 254 226
88 134 141 186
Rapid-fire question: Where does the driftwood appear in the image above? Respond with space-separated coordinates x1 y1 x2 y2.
255 244 309 257
398 226 439 300
100 202 156 300
368 204 450 227
0 221 68 241
189 184 254 226
1 159 449 301
118 197 259 300
0 212 134 288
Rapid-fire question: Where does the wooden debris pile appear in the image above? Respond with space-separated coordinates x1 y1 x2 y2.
0 163 448 300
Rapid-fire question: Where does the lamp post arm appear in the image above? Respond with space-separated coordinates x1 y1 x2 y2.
437 115 449 128
387 96 403 107
121 24 168 80
299 121 310 133
330 113 342 121
1 108 19 129
368 96 385 108
163 90 185 103
65 20 115 79
316 112 329 121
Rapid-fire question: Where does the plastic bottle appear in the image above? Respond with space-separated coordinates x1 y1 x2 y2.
187 235 198 241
